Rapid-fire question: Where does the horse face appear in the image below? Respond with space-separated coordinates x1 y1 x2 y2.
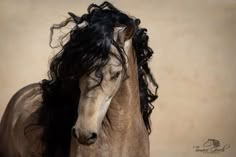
72 45 125 145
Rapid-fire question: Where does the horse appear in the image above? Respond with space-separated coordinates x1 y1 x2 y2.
0 2 158 157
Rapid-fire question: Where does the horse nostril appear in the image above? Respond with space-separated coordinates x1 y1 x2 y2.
72 128 77 138
88 132 97 141
77 131 97 145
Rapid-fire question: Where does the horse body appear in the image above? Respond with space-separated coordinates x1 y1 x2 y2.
0 2 157 157
0 40 149 157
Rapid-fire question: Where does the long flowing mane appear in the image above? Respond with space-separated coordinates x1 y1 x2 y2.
36 2 158 157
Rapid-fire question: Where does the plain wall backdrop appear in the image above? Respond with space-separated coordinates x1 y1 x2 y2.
0 0 236 156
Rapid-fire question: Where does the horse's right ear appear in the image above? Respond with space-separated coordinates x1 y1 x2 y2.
68 12 81 23
113 24 135 45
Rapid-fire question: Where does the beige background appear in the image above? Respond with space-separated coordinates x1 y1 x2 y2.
0 0 236 156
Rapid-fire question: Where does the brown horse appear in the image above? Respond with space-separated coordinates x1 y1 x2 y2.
0 2 158 157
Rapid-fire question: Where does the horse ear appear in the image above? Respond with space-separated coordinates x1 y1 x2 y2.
113 25 135 45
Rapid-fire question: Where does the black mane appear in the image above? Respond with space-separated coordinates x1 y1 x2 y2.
37 2 158 157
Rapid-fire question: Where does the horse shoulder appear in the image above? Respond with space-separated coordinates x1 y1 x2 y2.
0 83 43 157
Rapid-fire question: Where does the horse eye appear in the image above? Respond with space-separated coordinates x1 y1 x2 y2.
111 71 121 80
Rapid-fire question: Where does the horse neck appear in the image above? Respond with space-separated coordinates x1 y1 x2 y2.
103 40 146 136
97 42 150 157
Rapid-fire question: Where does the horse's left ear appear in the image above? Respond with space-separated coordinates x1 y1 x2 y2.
114 24 135 45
